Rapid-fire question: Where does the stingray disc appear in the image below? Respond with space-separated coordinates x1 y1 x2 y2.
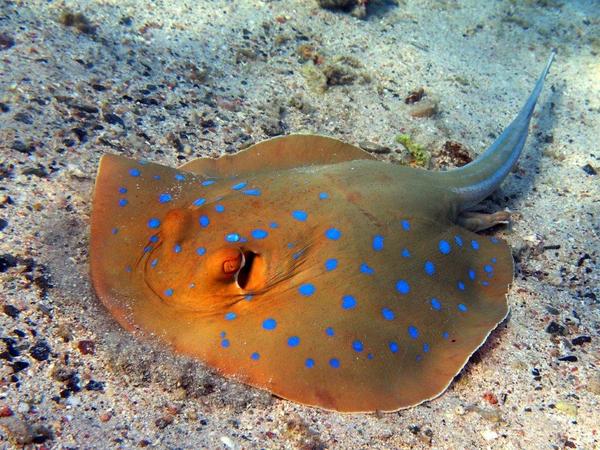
91 140 512 412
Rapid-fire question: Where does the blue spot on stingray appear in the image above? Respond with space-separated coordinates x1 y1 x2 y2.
468 269 476 280
319 192 329 199
143 246 152 253
164 288 174 297
408 325 419 340
424 261 435 276
352 340 364 352
215 204 225 213
491 237 499 244
226 233 240 243
199 215 210 228
125 265 132 272
174 244 181 253
221 339 230 348
225 312 237 321
245 294 254 301
484 264 494 273
232 181 247 190
439 240 451 254
360 263 374 275
292 210 308 221
471 239 480 250
243 189 261 196
112 228 118 235
287 242 295 249
153 175 161 180
292 250 304 260
148 218 161 229
251 352 260 360
270 222 278 228
196 247 206 256
455 235 463 246
325 228 341 240
118 187 127 194
329 358 340 369
201 180 215 186
129 168 140 177
119 198 128 207
150 235 159 243
251 229 268 239
325 327 335 336
423 343 430 353
262 318 277 330
382 308 395 320
458 303 468 312
416 355 423 362
402 248 411 258
389 341 399 353
396 280 410 295
442 331 449 340
341 295 356 309
431 298 441 310
299 283 316 296
193 198 206 207
175 173 185 181
491 257 497 263
240 237 248 243
367 353 374 360
150 258 158 268
372 235 384 251
482 280 490 286
325 259 338 271
287 336 300 347
159 193 172 203
457 281 465 291
401 220 410 231
305 358 315 368
220 331 226 338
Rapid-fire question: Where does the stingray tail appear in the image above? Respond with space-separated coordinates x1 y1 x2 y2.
440 51 555 210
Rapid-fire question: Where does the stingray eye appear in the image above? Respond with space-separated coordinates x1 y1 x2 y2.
208 247 243 282
223 256 242 275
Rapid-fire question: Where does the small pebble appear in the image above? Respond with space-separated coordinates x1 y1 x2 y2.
85 380 104 391
358 141 391 154
77 340 95 355
0 254 18 272
558 355 578 362
155 415 174 429
3 304 19 318
29 341 51 361
545 321 566 336
571 335 591 346
0 32 15 50
409 98 438 118
0 405 14 417
481 429 498 441
581 164 597 175
555 401 577 417
220 436 235 449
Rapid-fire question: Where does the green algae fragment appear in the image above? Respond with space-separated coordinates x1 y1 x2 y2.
395 134 430 167
555 401 578 417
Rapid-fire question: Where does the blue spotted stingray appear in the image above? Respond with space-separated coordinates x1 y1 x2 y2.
90 53 554 412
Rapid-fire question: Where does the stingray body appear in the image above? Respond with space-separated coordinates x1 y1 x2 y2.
90 53 554 412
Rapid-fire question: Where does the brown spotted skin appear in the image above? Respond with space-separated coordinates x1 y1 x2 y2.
90 136 512 412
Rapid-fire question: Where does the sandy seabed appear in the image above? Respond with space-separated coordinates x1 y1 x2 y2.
0 0 598 448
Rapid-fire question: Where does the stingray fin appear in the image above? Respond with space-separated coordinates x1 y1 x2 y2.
179 134 376 178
